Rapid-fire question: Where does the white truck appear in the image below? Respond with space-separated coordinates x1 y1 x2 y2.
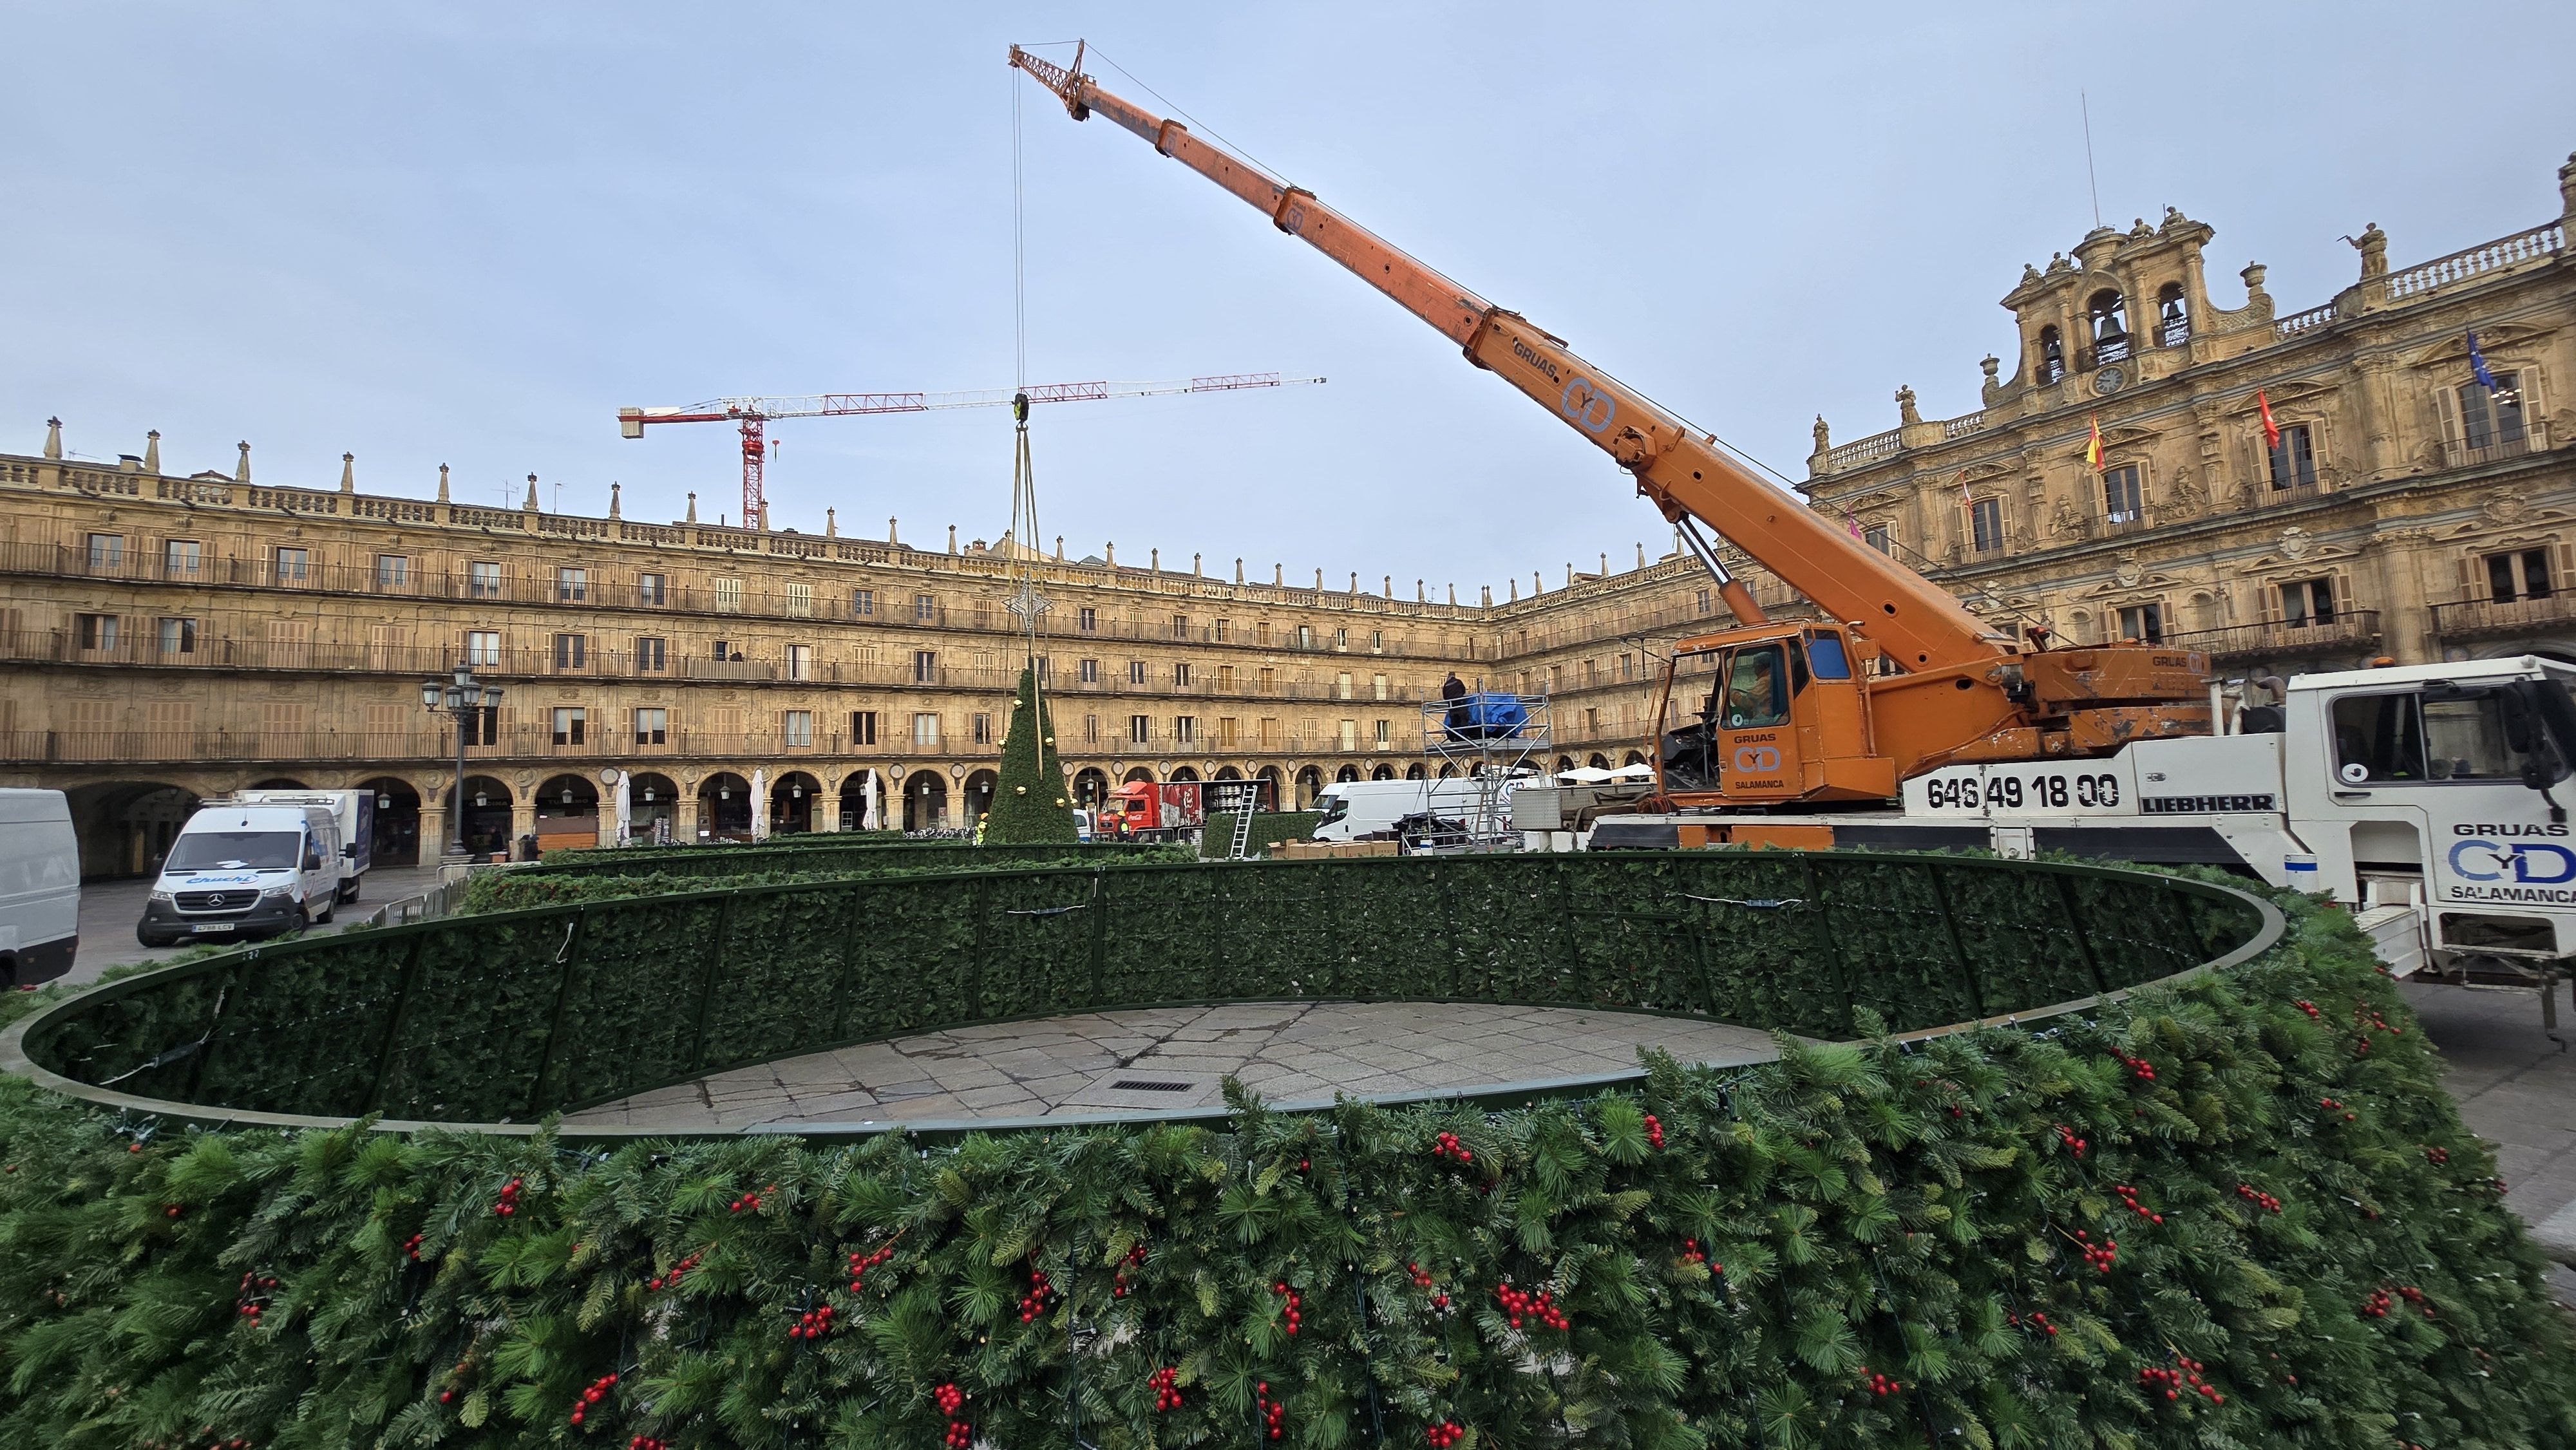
218 789 373 904
1595 656 2576 986
137 800 346 946
1313 777 1522 846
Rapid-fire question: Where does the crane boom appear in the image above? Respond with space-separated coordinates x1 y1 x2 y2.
618 372 1322 528
1006 45 2003 672
617 373 1321 431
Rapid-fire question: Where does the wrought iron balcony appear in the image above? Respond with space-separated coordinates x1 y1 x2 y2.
2160 610 2381 663
2429 592 2576 641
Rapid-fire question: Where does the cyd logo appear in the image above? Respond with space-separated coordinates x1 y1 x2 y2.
2448 838 2576 883
1732 745 1781 773
1558 377 1615 434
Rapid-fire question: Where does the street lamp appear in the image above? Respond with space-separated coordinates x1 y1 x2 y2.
421 662 504 860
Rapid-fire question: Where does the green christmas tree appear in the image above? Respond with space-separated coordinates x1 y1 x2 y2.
983 662 1077 843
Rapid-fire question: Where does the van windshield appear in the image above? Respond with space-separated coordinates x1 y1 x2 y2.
166 831 301 871
1317 795 1350 827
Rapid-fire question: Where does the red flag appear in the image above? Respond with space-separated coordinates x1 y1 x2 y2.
2084 415 2105 473
1956 468 1974 509
1844 508 1862 541
2256 390 2281 452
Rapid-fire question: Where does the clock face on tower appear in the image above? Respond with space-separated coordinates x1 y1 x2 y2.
2092 364 2126 395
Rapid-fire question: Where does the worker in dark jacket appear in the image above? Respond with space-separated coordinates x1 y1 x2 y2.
1442 672 1469 738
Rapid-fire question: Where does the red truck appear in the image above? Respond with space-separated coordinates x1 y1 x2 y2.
1096 781 1206 839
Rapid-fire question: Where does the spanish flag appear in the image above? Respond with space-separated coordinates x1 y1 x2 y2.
2255 389 2281 451
2084 413 2105 473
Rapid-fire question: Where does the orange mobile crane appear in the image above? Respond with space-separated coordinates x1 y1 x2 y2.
1007 45 2209 829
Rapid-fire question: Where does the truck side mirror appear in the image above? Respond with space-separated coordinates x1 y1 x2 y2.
2503 683 2570 821
343 842 357 858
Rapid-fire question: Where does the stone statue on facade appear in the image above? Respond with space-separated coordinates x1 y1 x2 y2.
2345 222 2389 279
1812 415 1831 454
2166 469 2210 519
2048 495 2081 538
1896 386 1922 427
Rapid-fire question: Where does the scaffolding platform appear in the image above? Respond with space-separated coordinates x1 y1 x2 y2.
1414 693 1550 851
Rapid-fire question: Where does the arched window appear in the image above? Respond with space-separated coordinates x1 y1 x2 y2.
2036 326 2065 385
2155 283 2189 346
2087 290 2129 363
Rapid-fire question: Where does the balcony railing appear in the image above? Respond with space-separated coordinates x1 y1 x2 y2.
2441 429 2545 470
2429 592 2576 641
0 720 1401 769
2160 609 2381 662
0 536 1490 661
2381 220 2564 304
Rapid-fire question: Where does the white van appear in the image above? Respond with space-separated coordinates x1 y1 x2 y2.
218 789 373 903
0 789 79 986
1311 777 1522 843
137 802 343 947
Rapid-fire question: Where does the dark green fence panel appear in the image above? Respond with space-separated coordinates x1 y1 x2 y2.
23 852 2273 1125
193 932 412 1116
1809 858 1977 1031
375 912 579 1122
1937 865 2098 1014
549 894 727 1107
697 884 863 1071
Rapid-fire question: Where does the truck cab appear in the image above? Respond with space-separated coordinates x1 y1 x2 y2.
137 803 344 946
2280 657 2576 960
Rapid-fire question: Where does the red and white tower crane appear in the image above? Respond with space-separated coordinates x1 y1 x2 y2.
617 373 1322 527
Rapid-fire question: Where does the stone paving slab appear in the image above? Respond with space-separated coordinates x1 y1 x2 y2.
562 1000 1779 1131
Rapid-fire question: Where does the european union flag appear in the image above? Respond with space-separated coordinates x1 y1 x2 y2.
2467 330 2502 393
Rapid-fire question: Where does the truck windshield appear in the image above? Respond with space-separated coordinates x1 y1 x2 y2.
166 831 301 871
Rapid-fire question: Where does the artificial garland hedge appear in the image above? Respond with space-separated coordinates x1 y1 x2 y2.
462 847 1192 914
0 883 2571 1449
521 842 1172 885
1198 814 1324 860
20 853 2235 1127
535 832 911 869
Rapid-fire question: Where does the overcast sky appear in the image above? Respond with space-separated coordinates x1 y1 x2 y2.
6 3 2571 597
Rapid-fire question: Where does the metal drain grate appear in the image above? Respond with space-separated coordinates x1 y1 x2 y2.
1109 1079 1195 1093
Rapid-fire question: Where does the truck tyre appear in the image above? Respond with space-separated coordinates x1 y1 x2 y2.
338 877 361 905
313 898 334 926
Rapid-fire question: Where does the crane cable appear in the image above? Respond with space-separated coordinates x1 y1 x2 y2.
1009 73 1050 779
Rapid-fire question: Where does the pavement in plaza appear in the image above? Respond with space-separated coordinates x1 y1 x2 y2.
2399 978 2576 1305
561 1000 1781 1129
61 862 453 987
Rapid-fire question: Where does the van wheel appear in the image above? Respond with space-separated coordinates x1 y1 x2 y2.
338 878 361 905
314 899 335 927
135 926 175 949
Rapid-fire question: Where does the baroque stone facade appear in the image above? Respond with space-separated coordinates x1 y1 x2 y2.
0 438 1743 875
1805 152 2576 685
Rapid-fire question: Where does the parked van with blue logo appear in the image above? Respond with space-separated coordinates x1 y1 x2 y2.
135 802 343 947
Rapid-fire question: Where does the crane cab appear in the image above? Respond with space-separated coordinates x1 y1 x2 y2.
1654 624 1898 806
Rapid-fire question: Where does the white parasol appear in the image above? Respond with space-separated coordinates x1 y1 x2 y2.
750 768 768 840
612 769 632 845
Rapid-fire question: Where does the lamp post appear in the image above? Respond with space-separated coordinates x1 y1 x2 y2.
420 662 504 861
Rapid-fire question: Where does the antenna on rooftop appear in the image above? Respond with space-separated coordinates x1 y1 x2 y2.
2080 89 2103 229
